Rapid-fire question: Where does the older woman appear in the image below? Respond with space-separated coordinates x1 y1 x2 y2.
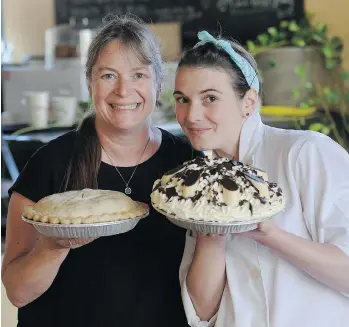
174 31 349 327
2 15 199 327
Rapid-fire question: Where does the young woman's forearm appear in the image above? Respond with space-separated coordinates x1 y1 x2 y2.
187 235 227 321
258 228 349 294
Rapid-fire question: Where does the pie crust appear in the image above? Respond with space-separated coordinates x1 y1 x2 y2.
22 189 148 224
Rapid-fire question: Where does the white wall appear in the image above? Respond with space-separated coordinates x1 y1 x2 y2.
3 0 55 62
306 0 349 69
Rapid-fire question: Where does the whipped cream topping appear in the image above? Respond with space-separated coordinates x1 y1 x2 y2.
151 156 285 222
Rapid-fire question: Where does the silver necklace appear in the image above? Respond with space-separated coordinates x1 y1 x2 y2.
102 136 151 195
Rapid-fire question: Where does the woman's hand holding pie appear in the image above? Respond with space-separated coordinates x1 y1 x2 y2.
37 235 98 250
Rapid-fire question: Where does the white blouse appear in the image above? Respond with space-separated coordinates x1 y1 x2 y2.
179 112 349 327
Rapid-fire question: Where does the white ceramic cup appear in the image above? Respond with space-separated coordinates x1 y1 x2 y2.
22 91 50 128
51 96 77 126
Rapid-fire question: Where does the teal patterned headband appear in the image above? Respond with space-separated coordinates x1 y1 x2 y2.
196 31 260 93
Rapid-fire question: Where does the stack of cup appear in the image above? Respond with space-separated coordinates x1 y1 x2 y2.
51 96 77 126
23 91 50 129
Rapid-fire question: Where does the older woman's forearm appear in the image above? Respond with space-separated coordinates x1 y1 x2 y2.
2 239 69 308
259 228 349 294
186 234 227 321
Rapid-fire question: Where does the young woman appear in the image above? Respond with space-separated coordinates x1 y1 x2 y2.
174 31 349 327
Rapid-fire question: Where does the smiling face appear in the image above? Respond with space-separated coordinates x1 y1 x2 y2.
175 66 256 154
89 40 158 132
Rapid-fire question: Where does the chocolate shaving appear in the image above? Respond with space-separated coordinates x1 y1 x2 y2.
207 165 219 175
183 170 201 186
165 187 178 198
235 170 245 178
191 191 202 202
153 182 162 192
193 156 205 165
238 200 253 215
220 161 234 171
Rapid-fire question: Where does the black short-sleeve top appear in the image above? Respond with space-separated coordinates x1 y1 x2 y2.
9 128 201 327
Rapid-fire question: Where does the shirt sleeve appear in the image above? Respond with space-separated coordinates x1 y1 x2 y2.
9 144 55 203
179 231 218 327
295 134 349 295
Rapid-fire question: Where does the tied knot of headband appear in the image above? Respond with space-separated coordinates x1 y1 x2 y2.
196 31 260 93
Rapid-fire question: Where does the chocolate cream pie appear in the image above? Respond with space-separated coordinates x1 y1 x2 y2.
22 189 149 224
151 156 285 222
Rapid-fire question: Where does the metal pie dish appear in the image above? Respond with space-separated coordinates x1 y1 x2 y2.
153 205 278 234
22 202 149 239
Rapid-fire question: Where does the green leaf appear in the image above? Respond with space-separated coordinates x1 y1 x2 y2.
288 21 299 32
247 40 256 53
323 87 331 96
331 36 344 51
326 91 340 105
257 34 269 46
292 37 306 47
307 98 316 106
300 102 309 108
295 65 306 79
309 123 326 132
299 118 306 126
322 45 333 58
280 21 289 28
306 11 315 22
267 27 278 37
320 126 331 135
268 59 277 68
278 31 287 40
305 82 313 89
335 56 343 65
312 96 323 106
293 88 301 100
326 60 336 69
323 87 340 104
312 34 325 43
319 23 328 34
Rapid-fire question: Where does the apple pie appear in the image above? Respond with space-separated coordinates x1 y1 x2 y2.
22 189 149 224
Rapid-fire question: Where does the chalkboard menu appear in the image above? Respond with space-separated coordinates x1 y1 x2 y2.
55 0 304 47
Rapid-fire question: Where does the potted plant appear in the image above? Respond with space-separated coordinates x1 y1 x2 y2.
292 61 349 151
247 13 333 106
247 13 349 151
